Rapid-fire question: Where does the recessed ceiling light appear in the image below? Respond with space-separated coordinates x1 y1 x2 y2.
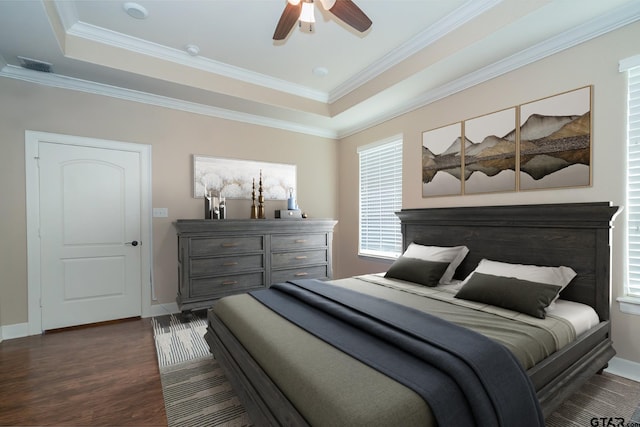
123 2 148 19
185 44 200 56
313 66 329 77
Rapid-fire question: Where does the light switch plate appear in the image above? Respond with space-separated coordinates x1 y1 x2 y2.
153 207 168 218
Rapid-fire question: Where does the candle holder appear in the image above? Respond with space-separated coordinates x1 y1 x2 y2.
257 170 266 219
250 178 258 219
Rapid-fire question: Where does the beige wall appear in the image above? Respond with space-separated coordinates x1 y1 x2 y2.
0 78 338 324
337 21 640 363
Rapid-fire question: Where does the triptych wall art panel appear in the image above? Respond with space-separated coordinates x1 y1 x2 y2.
464 107 517 195
422 86 592 197
422 122 463 197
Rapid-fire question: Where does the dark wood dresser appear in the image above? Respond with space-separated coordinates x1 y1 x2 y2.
174 219 337 313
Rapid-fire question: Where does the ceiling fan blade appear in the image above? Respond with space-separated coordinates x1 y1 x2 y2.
328 0 372 32
273 2 302 40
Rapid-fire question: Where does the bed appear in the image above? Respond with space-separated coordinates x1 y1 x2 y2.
204 202 621 426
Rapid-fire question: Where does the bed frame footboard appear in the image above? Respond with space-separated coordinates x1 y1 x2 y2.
205 313 309 426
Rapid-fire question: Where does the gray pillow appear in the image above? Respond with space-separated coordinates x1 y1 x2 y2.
454 272 562 319
384 256 449 287
402 243 469 284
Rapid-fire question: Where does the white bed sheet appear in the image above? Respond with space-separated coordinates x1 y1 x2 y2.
440 279 599 337
546 299 600 336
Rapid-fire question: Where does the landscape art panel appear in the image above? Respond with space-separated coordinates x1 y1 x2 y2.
463 108 517 194
422 122 463 197
519 86 591 190
193 155 296 200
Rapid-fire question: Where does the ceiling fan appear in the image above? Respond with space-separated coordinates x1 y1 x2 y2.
273 0 372 40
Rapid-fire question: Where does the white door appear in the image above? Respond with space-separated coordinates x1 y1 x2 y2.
39 141 142 330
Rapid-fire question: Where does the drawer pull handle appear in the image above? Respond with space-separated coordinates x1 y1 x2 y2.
295 256 308 260
295 272 309 277
222 280 238 285
223 262 239 266
295 239 307 243
222 242 239 248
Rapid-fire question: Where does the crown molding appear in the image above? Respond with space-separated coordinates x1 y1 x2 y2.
0 64 337 139
53 0 333 102
52 1 330 102
337 0 640 138
328 0 502 103
65 21 330 103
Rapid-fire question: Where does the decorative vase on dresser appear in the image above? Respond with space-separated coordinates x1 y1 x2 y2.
174 219 337 314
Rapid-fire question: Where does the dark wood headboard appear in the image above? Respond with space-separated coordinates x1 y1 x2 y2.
396 202 621 321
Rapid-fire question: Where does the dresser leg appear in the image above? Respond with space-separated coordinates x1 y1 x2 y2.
179 310 194 322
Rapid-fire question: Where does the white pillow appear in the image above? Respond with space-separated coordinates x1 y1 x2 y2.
461 258 577 307
402 243 469 285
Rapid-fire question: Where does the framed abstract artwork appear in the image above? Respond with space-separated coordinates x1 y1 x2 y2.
519 86 592 190
421 85 592 197
422 122 463 197
193 155 296 200
463 108 517 194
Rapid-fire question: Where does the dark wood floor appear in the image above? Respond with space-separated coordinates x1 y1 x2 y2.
0 318 167 426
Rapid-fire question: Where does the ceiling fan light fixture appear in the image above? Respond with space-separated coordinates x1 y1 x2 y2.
299 1 315 23
318 0 336 10
273 0 370 41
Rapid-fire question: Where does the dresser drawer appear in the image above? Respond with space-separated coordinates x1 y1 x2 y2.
271 265 329 284
191 254 264 277
271 233 328 250
271 250 327 269
190 272 265 298
175 219 336 312
190 236 264 256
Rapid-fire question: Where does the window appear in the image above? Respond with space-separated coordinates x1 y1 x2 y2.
624 57 640 300
358 137 403 259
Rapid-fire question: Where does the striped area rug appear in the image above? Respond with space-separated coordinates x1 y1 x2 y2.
160 358 251 427
152 313 210 367
152 312 251 426
546 372 640 427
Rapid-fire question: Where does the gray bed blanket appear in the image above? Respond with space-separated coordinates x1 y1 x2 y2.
250 279 544 427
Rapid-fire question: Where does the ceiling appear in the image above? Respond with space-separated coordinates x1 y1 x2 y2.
1 0 639 139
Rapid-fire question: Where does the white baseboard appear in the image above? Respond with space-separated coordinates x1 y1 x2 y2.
605 356 640 382
146 302 180 318
0 303 179 341
1 322 32 340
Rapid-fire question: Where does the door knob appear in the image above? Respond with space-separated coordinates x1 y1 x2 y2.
126 240 140 246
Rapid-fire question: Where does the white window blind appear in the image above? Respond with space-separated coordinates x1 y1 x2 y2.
358 138 403 259
627 65 640 298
